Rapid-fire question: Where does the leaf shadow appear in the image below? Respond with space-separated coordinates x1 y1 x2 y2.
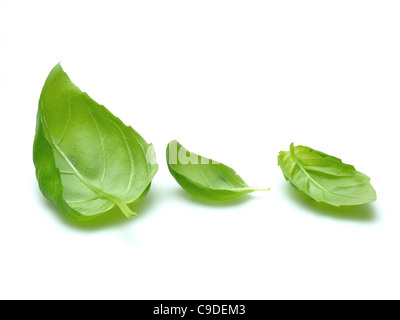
36 184 157 231
172 187 256 208
282 181 378 222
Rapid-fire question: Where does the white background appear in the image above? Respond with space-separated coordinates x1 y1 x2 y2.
1 0 399 300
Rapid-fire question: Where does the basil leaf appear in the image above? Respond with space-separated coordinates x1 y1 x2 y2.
33 63 158 222
278 143 376 206
166 140 269 201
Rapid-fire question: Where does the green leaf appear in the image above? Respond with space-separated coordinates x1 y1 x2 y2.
33 63 158 222
166 140 269 201
278 143 377 206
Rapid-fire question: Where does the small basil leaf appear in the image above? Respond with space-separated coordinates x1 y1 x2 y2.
33 63 158 222
278 143 377 206
166 140 269 201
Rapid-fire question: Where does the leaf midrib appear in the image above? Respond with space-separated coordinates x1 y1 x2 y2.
40 101 121 205
289 144 372 200
290 144 328 196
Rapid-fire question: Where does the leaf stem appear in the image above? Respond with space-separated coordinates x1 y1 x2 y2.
115 201 137 218
252 187 270 192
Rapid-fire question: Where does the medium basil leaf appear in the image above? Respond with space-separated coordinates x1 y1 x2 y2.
33 63 158 221
166 140 269 201
278 143 376 206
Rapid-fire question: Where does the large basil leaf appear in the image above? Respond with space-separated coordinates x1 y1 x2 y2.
166 140 269 201
278 143 376 206
33 63 158 222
